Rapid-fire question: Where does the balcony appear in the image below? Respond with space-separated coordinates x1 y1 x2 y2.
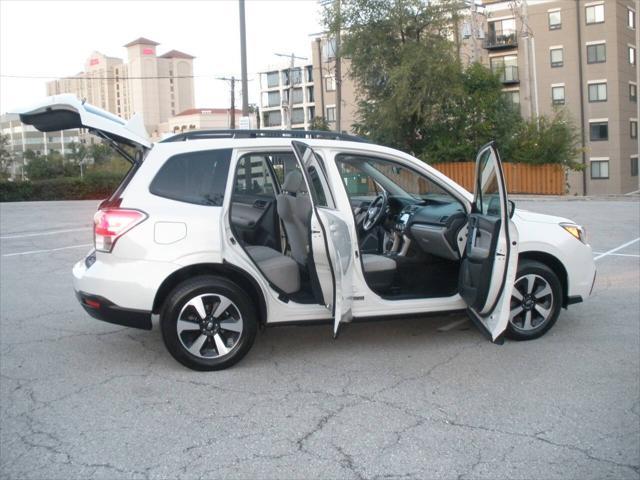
493 65 519 84
485 30 518 50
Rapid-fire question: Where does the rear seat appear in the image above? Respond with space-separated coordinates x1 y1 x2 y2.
245 246 300 294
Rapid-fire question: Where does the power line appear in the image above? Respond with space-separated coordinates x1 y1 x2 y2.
0 74 256 80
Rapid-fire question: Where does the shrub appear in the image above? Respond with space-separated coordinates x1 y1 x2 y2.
0 172 123 202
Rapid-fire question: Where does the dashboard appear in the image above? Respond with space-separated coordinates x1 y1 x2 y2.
392 198 467 261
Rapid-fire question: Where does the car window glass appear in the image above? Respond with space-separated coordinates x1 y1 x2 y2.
336 154 453 204
476 148 501 217
149 149 231 206
266 152 300 185
234 155 277 198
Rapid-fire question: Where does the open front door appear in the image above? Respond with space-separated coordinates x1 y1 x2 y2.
459 142 519 343
291 141 354 338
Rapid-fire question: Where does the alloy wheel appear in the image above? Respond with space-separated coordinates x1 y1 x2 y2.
176 294 243 359
509 274 554 332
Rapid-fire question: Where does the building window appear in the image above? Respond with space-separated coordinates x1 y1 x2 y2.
322 37 337 61
266 71 279 88
487 18 517 47
307 106 316 122
550 48 564 67
490 55 518 82
587 43 606 64
631 157 639 177
552 86 565 105
629 8 636 29
549 10 561 30
305 65 313 83
263 110 282 127
590 160 609 179
307 86 314 103
585 4 604 24
325 76 336 92
292 88 304 104
326 106 336 122
631 120 638 139
629 46 636 65
291 108 305 125
503 90 520 106
291 68 303 86
631 83 637 102
264 91 281 108
589 121 608 141
281 70 290 87
588 82 607 102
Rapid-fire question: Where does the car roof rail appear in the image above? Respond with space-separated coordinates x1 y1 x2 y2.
159 129 368 143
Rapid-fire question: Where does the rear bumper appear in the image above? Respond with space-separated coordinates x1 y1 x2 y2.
75 291 152 330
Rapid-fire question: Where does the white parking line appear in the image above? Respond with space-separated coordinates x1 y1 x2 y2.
594 237 640 261
593 252 640 258
0 227 89 240
2 244 92 257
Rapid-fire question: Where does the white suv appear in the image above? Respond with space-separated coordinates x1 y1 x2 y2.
18 95 596 371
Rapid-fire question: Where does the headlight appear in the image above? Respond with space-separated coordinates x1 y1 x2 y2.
560 223 586 243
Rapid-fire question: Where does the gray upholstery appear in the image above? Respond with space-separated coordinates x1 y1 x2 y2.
277 170 312 265
246 246 300 294
362 254 397 273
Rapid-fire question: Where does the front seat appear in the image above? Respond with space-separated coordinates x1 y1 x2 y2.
276 170 312 265
362 254 396 290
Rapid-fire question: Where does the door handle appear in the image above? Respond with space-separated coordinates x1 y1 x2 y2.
311 230 322 234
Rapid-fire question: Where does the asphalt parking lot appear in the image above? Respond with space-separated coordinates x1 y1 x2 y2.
1 198 639 480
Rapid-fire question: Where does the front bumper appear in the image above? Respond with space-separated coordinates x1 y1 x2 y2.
75 291 152 330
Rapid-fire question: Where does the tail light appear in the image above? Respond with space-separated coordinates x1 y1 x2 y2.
93 208 147 253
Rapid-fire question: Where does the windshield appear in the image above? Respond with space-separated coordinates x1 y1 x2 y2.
336 154 454 203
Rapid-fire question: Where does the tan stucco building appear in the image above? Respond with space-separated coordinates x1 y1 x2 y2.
460 0 639 194
46 37 195 138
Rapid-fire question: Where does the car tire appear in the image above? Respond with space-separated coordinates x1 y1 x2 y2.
505 260 562 341
160 275 257 371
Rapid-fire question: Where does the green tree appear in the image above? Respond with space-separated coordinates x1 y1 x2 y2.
309 116 331 131
323 0 466 154
323 0 582 169
509 109 583 169
89 143 113 165
0 134 13 180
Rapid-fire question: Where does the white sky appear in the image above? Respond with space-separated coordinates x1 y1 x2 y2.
0 0 323 114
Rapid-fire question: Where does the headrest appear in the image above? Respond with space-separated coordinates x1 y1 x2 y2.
282 170 304 192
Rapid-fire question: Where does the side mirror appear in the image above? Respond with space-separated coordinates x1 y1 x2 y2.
508 200 516 219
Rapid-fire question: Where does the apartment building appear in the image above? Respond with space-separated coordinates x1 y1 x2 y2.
257 37 359 133
1 113 86 178
310 36 359 133
462 0 639 194
46 37 196 138
258 62 316 130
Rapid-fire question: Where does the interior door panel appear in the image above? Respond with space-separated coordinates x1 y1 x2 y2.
459 215 501 311
231 194 279 249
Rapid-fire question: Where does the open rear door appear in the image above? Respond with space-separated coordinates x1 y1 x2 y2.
458 142 519 343
14 94 151 152
291 141 354 338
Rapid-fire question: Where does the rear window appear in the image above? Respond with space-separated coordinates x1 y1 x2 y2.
149 149 232 206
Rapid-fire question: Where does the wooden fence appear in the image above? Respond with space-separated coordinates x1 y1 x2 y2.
432 162 565 195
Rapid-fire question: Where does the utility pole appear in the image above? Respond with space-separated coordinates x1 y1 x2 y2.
275 52 307 129
238 0 249 116
217 76 237 129
315 38 326 122
334 0 342 133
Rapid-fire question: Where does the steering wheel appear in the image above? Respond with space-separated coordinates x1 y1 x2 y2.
362 192 388 231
